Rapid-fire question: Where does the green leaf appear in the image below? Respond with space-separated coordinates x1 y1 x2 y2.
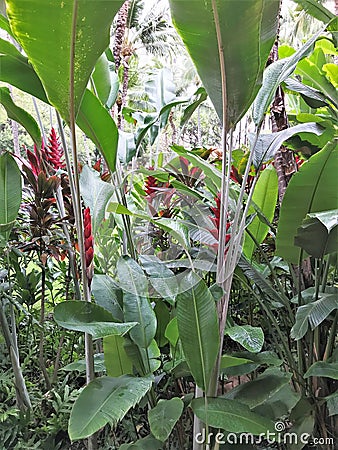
284 77 328 108
118 130 136 164
251 122 324 168
325 392 338 417
223 368 292 409
54 301 137 339
77 89 118 173
148 398 184 442
191 397 274 435
107 202 133 216
276 140 338 263
79 165 114 235
69 375 152 440
92 53 114 107
224 351 282 377
117 256 157 349
323 63 338 89
0 13 14 37
291 294 338 340
61 353 106 373
220 355 253 370
304 361 338 380
225 325 264 353
103 335 132 377
253 29 323 125
140 255 178 304
0 152 22 245
119 435 163 450
146 68 177 128
292 0 335 24
169 0 280 128
294 210 338 258
243 165 278 259
176 271 220 391
91 274 124 321
5 0 125 121
0 87 41 146
180 87 208 127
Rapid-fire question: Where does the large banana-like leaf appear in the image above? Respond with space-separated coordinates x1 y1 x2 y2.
191 397 274 435
176 271 219 391
5 0 125 122
276 140 338 263
117 256 157 349
0 152 22 246
169 0 280 129
0 87 41 147
243 165 278 260
69 375 152 440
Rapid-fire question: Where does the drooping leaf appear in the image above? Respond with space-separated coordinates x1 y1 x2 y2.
176 271 219 391
103 335 132 377
304 361 338 380
251 123 324 169
243 165 278 259
291 294 338 340
79 165 114 235
180 87 208 127
148 398 184 442
117 256 157 349
91 274 124 321
0 152 22 246
69 375 152 440
77 90 119 173
61 353 106 373
284 77 328 108
5 0 125 121
225 325 264 353
252 29 324 125
191 397 274 435
169 0 280 128
276 140 338 263
54 301 137 339
294 210 338 258
0 87 41 147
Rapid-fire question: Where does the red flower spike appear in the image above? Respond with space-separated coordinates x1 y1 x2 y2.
208 192 232 255
47 128 65 171
83 207 94 286
144 167 158 198
93 159 102 172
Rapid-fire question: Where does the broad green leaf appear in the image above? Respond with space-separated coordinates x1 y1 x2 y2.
117 256 157 349
54 301 137 339
304 361 338 380
79 165 114 235
224 351 283 377
5 0 125 121
69 375 152 440
92 53 112 107
148 398 184 442
254 383 300 420
223 368 292 409
91 274 124 321
253 29 323 125
169 0 280 128
176 271 219 391
291 294 338 340
292 0 335 24
284 77 328 108
325 392 338 417
276 140 338 263
243 165 278 259
61 353 106 373
0 87 41 146
180 87 208 127
251 122 324 168
191 397 274 435
154 301 170 347
107 202 133 216
220 355 253 369
119 435 163 450
146 68 177 128
165 317 179 347
323 63 338 88
225 325 264 353
0 152 22 245
140 255 178 304
77 90 119 173
294 210 338 258
0 12 13 36
103 335 132 377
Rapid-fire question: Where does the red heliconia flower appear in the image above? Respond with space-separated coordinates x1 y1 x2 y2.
295 155 305 169
83 207 94 286
46 127 65 171
144 167 158 198
93 158 102 172
209 192 231 253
